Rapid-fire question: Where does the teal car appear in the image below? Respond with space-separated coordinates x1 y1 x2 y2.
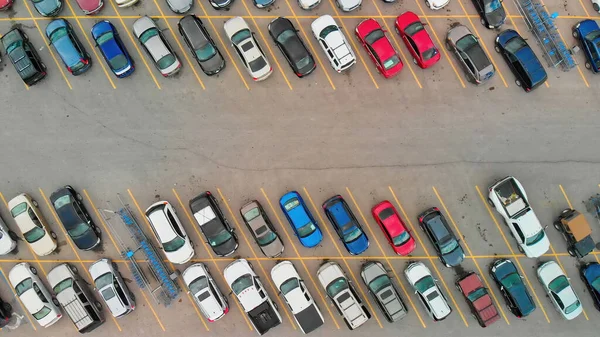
31 0 63 16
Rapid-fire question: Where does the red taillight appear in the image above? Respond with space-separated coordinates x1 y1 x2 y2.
67 66 72 73
224 307 229 314
526 88 531 92
206 191 211 196
433 207 440 212
57 314 62 318
207 318 214 322
252 77 258 81
81 58 88 65
418 215 424 223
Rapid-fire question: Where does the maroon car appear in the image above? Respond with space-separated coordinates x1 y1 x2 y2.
75 0 103 14
456 272 500 327
0 0 13 10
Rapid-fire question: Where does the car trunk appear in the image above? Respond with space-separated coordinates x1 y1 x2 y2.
472 296 500 325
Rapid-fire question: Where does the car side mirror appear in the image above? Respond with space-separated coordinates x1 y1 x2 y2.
544 225 548 229
500 286 504 290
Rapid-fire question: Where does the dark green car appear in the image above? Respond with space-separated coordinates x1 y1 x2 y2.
1 28 47 86
31 0 63 16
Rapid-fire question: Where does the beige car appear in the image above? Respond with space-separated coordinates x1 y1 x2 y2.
8 193 57 256
240 201 284 258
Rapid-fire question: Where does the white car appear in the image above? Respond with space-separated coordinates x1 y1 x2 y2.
115 0 138 7
182 263 229 322
89 259 135 318
425 0 449 10
334 0 360 11
298 0 320 10
537 261 582 320
488 176 550 258
592 0 599 12
133 16 182 77
145 201 195 264
311 15 356 73
404 262 451 321
9 262 62 327
317 261 370 330
224 17 273 81
0 215 17 255
8 193 57 256
270 261 324 334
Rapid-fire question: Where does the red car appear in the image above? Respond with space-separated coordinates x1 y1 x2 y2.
371 200 415 255
456 272 501 327
395 11 441 69
75 0 103 14
0 0 13 10
355 19 403 78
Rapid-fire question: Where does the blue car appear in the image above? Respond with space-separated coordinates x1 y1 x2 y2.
495 29 547 92
92 20 134 78
489 258 536 317
580 262 600 311
322 195 369 255
573 20 600 73
46 19 91 76
279 191 323 248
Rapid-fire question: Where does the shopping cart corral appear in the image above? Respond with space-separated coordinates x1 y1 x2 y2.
513 0 576 71
99 194 180 307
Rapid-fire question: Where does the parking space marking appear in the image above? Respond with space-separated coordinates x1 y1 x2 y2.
345 187 427 328
195 0 251 90
577 0 592 17
216 188 297 329
106 2 161 89
238 1 293 90
371 0 423 88
21 0 73 90
284 0 337 90
432 186 510 325
0 264 37 331
456 0 508 88
474 185 552 323
83 189 122 254
302 187 384 328
260 188 341 329
387 186 469 327
171 188 254 331
559 185 600 265
38 188 123 331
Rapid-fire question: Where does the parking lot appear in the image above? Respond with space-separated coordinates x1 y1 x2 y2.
0 0 600 334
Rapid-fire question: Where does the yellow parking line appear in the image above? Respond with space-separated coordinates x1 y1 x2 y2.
327 0 379 89
387 186 469 327
371 0 422 88
238 0 293 90
194 0 250 90
474 186 551 323
576 0 592 17
345 187 427 328
83 190 121 254
38 188 122 331
284 0 336 90
216 188 296 329
0 264 38 331
560 185 600 267
432 186 510 325
260 188 340 329
302 187 384 328
21 0 73 90
106 1 161 89
171 189 254 331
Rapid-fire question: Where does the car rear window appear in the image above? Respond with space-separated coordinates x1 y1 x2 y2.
157 54 176 70
139 28 159 44
422 47 438 61
195 43 216 62
109 54 129 70
249 57 267 72
33 306 52 320
405 22 424 36
383 55 400 70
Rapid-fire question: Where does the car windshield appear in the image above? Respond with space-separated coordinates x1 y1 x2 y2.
280 278 299 295
15 278 32 296
53 195 71 209
422 47 438 61
139 28 158 44
392 231 411 246
405 22 424 36
414 275 435 293
257 231 277 246
24 227 46 243
49 27 67 44
466 287 487 302
319 25 338 39
548 275 569 293
109 55 129 70
157 55 176 70
383 55 400 70
297 222 317 238
188 276 209 294
585 31 600 45
163 236 186 252
565 300 581 314
232 29 251 45
243 208 260 222
368 275 391 293
232 274 253 295
440 238 458 254
196 43 217 62
456 34 478 51
365 29 384 45
501 272 521 288
276 30 295 45
249 57 267 72
504 36 527 54
68 222 90 238
525 229 545 245
343 227 363 243
209 229 232 247
33 306 51 320
326 277 348 297
10 202 27 217
296 55 311 69
96 31 114 46
484 0 502 13
52 278 73 294
95 273 113 289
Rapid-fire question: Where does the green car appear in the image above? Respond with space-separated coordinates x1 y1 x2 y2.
1 28 47 86
31 0 63 16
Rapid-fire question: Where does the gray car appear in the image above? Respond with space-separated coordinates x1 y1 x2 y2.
360 261 407 322
166 0 192 13
133 16 181 77
178 15 225 76
446 24 495 84
240 201 284 258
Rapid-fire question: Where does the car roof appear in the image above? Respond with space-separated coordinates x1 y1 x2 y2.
424 214 450 240
146 203 178 242
179 16 209 50
46 21 83 67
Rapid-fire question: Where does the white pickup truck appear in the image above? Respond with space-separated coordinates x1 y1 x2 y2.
488 176 549 257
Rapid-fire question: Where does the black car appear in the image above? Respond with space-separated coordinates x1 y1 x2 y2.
495 29 547 92
178 15 225 76
471 0 506 29
268 17 316 78
417 207 464 267
207 0 233 9
50 185 101 251
580 262 600 311
189 191 238 256
0 296 12 328
1 27 47 86
489 259 536 318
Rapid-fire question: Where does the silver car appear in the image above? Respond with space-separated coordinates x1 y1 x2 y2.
133 16 181 77
537 261 583 320
240 201 284 258
165 0 192 13
404 262 451 321
89 259 135 318
334 0 360 11
446 24 495 84
224 17 272 81
182 263 229 322
360 261 407 322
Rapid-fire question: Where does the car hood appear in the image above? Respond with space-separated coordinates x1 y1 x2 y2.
441 244 464 267
212 236 237 256
485 7 506 27
165 241 194 264
584 263 600 283
361 262 385 284
345 231 369 254
35 0 61 15
576 19 600 37
537 261 562 284
317 262 344 286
